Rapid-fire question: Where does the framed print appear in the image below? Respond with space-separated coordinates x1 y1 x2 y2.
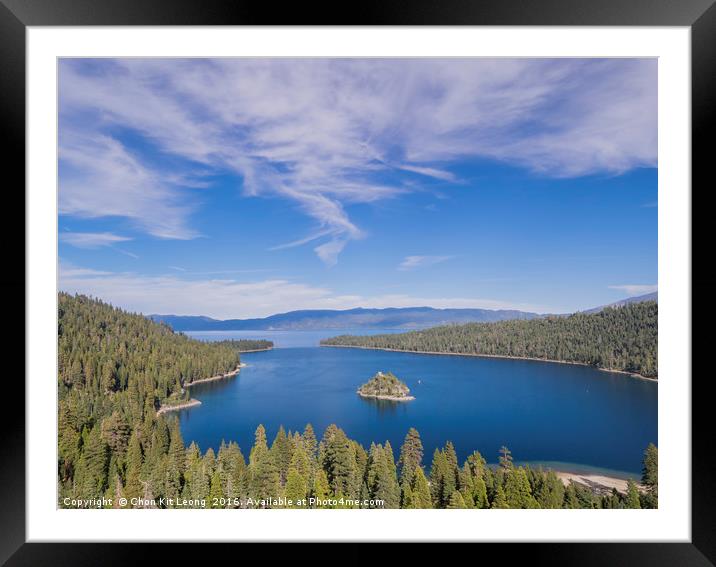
3 0 713 562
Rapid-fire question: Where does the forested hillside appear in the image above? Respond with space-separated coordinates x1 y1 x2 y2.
57 293 268 503
322 302 657 378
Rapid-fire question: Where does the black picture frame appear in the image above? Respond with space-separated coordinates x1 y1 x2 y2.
2 0 712 563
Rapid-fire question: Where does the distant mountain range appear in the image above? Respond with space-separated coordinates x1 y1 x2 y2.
149 291 657 332
149 306 540 331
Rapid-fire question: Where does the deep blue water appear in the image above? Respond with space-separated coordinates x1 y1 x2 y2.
180 331 657 476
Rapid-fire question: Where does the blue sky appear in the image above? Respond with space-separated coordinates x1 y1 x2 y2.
58 58 657 318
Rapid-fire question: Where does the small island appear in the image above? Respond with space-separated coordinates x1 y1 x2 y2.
357 371 415 401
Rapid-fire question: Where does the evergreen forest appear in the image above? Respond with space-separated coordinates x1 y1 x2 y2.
322 302 658 378
58 293 657 509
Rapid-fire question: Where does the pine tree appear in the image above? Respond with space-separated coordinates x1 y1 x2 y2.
472 475 489 509
504 467 538 508
601 488 623 509
249 425 268 466
457 463 475 508
320 425 359 499
168 419 185 476
642 443 658 488
302 424 318 462
491 485 509 509
58 403 81 483
209 470 223 508
401 484 415 509
80 426 109 498
444 441 459 487
429 448 455 509
183 441 205 501
398 428 423 490
641 443 658 508
465 451 486 479
285 469 308 506
534 470 565 509
409 466 432 509
248 425 279 502
457 460 488 509
288 443 310 479
563 482 579 509
447 490 467 509
313 469 332 508
124 432 143 501
148 454 169 503
112 473 127 508
100 411 130 459
626 479 641 509
367 444 400 508
567 482 598 509
225 442 246 501
498 446 513 472
271 426 293 486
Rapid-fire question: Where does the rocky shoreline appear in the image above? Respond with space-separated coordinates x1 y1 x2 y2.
357 391 415 402
184 364 244 388
156 399 202 415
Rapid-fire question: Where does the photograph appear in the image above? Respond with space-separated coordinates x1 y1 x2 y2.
56 57 658 511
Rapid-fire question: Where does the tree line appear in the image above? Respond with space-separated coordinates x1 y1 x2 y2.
209 339 273 352
57 293 657 509
61 417 658 509
322 302 657 378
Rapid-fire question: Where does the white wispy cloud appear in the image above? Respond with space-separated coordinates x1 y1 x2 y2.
59 132 199 239
116 248 139 259
60 58 656 263
314 239 348 267
398 255 455 271
59 262 547 319
396 164 457 182
608 284 658 296
60 231 132 249
268 229 335 251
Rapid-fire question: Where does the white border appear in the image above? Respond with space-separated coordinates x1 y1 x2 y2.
27 27 691 542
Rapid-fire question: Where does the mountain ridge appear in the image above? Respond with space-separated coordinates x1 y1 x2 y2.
150 306 540 331
149 292 657 331
582 291 657 314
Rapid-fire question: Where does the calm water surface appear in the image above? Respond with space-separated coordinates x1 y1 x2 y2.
181 330 657 475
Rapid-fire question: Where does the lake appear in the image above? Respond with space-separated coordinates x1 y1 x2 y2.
181 330 658 476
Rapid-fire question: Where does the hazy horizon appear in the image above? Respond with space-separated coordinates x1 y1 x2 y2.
144 291 656 320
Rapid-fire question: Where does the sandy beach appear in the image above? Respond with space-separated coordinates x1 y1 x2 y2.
555 471 640 494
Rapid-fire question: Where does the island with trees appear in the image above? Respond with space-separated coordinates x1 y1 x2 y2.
322 302 658 379
357 371 415 401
